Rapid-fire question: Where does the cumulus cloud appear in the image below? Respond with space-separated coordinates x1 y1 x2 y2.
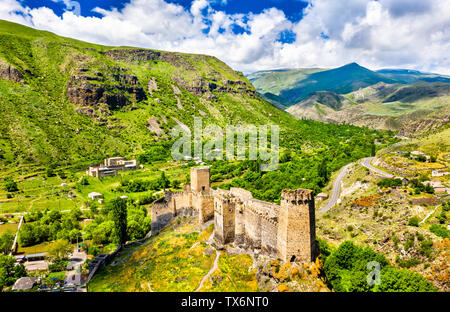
0 0 449 74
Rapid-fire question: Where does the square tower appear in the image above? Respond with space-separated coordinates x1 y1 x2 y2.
277 189 316 263
214 194 235 244
190 166 210 193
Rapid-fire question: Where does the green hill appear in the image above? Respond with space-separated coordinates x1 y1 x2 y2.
0 20 294 166
0 20 392 170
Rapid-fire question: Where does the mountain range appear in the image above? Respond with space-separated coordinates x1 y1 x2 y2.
248 63 450 132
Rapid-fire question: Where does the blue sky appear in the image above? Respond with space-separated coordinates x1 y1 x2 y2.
3 0 450 74
20 0 308 22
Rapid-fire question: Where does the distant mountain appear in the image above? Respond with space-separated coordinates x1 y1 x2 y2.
286 81 450 131
279 63 397 104
248 63 450 107
376 69 450 84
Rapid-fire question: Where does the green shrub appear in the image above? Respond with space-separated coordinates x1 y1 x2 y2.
3 178 18 192
429 224 449 238
408 216 420 227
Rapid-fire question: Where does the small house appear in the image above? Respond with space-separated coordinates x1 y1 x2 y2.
88 192 103 201
316 193 328 201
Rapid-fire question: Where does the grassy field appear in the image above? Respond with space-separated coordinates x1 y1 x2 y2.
199 253 258 292
88 217 217 292
0 161 189 215
0 222 17 234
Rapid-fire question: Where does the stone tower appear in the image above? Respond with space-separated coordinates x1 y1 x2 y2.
190 166 210 193
277 189 316 263
214 194 235 244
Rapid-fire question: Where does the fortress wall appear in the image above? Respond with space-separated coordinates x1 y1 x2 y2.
214 199 224 243
230 187 253 201
243 205 262 250
261 216 278 257
234 203 245 246
248 199 279 219
196 194 214 223
151 197 173 235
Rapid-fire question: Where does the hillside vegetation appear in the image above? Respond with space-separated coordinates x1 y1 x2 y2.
0 20 391 170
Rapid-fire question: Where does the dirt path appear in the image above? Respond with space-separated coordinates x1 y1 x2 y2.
420 206 439 225
28 194 42 210
195 250 220 292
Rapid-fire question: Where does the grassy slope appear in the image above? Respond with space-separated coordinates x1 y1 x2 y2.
247 68 326 96
0 20 290 166
0 20 387 170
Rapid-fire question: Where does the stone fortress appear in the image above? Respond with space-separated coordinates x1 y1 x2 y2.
151 166 317 263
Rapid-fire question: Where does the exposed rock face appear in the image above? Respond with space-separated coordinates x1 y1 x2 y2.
148 77 158 95
398 105 450 137
0 59 23 82
172 76 255 97
67 66 146 112
105 48 196 70
146 117 165 136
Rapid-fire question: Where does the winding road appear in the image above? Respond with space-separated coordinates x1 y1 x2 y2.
319 157 397 213
361 157 397 178
319 163 352 212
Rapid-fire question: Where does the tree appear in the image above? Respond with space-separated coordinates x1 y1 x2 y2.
111 197 128 245
371 142 376 157
159 171 170 189
3 178 18 192
0 233 14 255
0 255 27 290
408 216 420 227
46 167 56 177
18 224 36 247
318 159 328 187
47 239 72 263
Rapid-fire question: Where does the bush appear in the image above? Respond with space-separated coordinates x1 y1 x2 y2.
323 241 435 292
46 167 56 177
377 178 402 188
429 224 449 238
408 216 420 227
3 178 18 192
48 260 69 272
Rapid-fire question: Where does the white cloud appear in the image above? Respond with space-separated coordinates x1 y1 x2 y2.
0 0 449 74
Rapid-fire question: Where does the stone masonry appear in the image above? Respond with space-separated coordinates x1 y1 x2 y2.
151 166 317 263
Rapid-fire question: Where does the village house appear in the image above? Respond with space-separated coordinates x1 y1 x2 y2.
424 180 448 195
410 151 430 162
86 157 137 178
432 170 450 177
88 192 103 201
316 193 328 202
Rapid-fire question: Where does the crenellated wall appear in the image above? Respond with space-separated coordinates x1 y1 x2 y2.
151 197 173 235
150 166 316 263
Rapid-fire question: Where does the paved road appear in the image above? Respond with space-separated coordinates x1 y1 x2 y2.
361 157 397 178
319 157 400 213
319 163 352 212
